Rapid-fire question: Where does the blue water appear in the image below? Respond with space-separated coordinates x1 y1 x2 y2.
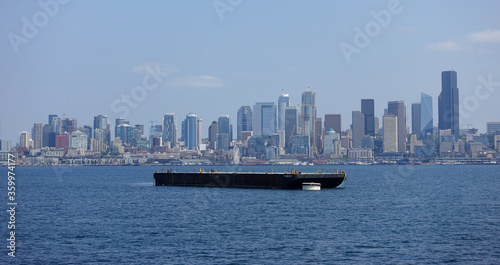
1 165 499 264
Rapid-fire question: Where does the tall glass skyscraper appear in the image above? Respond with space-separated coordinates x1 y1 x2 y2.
237 106 253 141
253 102 276 136
412 103 421 139
183 113 198 150
420 93 433 139
163 113 177 148
361 99 375 136
278 94 290 131
217 115 231 151
438 70 459 140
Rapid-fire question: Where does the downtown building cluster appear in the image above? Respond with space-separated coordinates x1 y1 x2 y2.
3 70 500 166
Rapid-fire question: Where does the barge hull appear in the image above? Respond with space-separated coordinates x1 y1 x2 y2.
153 172 346 189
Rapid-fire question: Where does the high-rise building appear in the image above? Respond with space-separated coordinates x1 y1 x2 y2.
412 103 421 139
301 90 316 144
383 115 398 153
197 118 203 146
32 123 43 149
19 131 29 148
94 115 107 130
115 124 133 144
420 93 433 140
324 114 341 135
361 99 375 136
217 116 231 151
324 128 341 156
439 70 460 140
163 113 177 148
48 114 60 134
315 118 323 154
183 113 198 150
352 111 365 148
253 102 277 136
56 134 68 149
69 131 88 150
237 106 253 141
388 101 406 153
284 107 298 153
61 118 77 134
278 94 290 131
42 124 51 147
487 122 500 135
208 121 218 149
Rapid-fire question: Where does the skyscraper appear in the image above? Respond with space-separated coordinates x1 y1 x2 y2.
197 118 203 147
253 102 277 136
383 115 398 153
217 116 231 151
237 106 253 141
163 113 177 148
301 90 316 141
278 94 290 131
94 115 110 145
412 103 421 139
361 99 375 136
352 111 365 148
19 131 29 148
183 113 198 150
48 114 60 134
439 70 460 140
284 107 298 153
420 93 433 139
388 101 406 153
32 123 43 149
208 121 218 149
324 114 341 135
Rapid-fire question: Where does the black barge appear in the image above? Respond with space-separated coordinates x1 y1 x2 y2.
154 169 346 189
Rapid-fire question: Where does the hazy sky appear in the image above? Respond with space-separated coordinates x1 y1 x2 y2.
1 0 500 144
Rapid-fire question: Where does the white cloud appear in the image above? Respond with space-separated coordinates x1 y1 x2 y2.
468 29 500 43
168 75 224 88
426 41 462 51
132 63 176 74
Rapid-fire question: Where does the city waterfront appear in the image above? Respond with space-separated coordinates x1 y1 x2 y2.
2 165 499 264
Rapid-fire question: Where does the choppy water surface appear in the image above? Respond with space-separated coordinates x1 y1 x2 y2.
2 165 499 264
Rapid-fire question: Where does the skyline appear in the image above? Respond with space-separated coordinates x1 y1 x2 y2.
1 1 500 143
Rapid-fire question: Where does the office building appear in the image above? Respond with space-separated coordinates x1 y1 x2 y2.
420 93 433 140
301 90 316 144
32 123 43 149
324 114 341 136
69 131 88 150
438 70 460 139
183 113 198 150
163 113 177 148
237 106 253 141
352 111 365 148
208 121 218 149
284 107 298 153
115 124 133 144
19 131 29 148
315 118 323 154
383 115 398 153
324 128 341 157
388 101 406 153
253 102 277 136
49 114 60 134
361 99 375 136
55 134 68 149
217 115 231 151
412 103 421 139
487 122 500 135
292 135 310 156
197 119 203 147
278 94 290 131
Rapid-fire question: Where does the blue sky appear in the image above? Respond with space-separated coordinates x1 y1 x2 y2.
1 0 499 144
